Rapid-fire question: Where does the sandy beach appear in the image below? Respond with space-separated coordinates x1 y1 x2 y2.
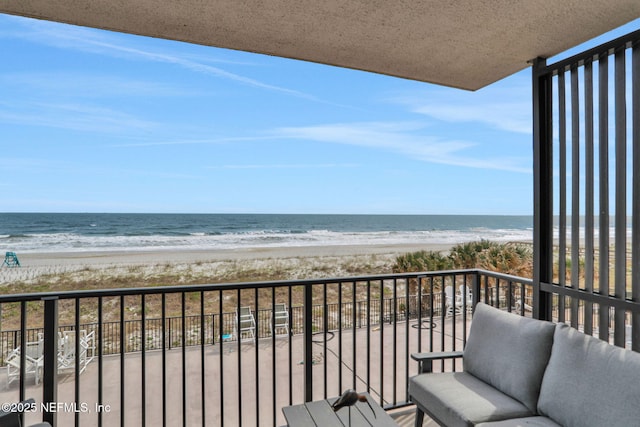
0 243 455 287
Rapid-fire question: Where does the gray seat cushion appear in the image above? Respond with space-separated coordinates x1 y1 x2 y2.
409 372 533 427
476 416 561 427
538 324 640 427
464 303 556 413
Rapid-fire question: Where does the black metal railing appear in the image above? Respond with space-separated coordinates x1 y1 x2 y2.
0 293 449 360
0 269 543 427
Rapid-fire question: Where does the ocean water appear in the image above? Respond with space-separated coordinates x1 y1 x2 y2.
0 213 533 253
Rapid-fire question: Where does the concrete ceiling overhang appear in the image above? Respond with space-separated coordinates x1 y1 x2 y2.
1 1 640 90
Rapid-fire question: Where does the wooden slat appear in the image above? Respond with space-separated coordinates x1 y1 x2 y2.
355 394 395 424
306 400 344 426
283 394 396 427
282 404 317 427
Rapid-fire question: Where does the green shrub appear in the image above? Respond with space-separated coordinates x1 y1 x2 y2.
394 240 532 277
392 250 453 273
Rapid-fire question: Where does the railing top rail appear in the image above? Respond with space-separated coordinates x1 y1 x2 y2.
476 270 534 285
0 269 490 302
0 269 532 303
538 27 640 77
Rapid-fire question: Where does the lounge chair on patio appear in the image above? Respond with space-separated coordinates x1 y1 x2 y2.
458 284 473 313
235 307 256 342
6 340 44 386
515 298 533 312
57 330 95 375
272 303 289 335
444 286 463 317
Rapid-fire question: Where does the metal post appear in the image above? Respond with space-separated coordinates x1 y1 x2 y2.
532 57 553 321
472 272 481 312
304 283 313 402
42 297 58 427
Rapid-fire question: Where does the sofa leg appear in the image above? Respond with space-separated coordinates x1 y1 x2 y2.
415 408 424 427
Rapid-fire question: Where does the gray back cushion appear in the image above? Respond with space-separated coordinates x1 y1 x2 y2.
464 303 556 413
538 324 640 427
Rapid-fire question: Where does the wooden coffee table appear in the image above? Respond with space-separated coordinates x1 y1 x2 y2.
282 393 397 426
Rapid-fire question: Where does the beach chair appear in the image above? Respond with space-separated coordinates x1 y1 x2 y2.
57 330 96 375
6 340 44 386
458 284 473 313
444 285 463 317
2 252 20 268
235 307 256 342
272 303 289 335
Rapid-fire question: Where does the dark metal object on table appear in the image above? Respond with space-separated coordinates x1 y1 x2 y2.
283 392 396 426
332 389 376 418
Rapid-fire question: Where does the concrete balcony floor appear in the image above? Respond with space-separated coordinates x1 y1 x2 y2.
1 315 468 426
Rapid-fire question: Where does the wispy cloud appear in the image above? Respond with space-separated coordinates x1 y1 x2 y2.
0 100 158 133
211 163 359 170
2 17 323 101
273 121 531 173
391 83 532 134
108 136 277 148
0 72 198 98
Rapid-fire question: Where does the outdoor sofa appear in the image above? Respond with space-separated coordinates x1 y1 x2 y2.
409 302 640 427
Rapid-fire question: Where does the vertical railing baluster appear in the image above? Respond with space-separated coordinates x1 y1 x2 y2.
42 297 58 427
271 288 277 426
161 293 167 427
417 277 423 355
304 283 313 402
120 295 125 427
18 301 25 405
379 280 384 407
288 285 293 406
141 294 146 427
181 292 186 426
323 282 328 399
236 289 242 424
74 298 81 427
392 278 397 405
98 297 103 427
352 281 357 389
439 276 446 370
461 275 468 341
218 291 224 426
430 276 435 352
404 277 410 402
200 291 206 426
451 275 457 359
366 280 371 394
254 288 259 427
337 282 343 395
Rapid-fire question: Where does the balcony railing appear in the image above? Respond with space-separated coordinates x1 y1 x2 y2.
0 269 637 427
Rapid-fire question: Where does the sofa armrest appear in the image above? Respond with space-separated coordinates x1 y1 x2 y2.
411 351 464 374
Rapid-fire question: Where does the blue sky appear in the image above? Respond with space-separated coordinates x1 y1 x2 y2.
1 14 639 215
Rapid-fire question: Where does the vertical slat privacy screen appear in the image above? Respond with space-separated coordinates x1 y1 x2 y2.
534 30 640 350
